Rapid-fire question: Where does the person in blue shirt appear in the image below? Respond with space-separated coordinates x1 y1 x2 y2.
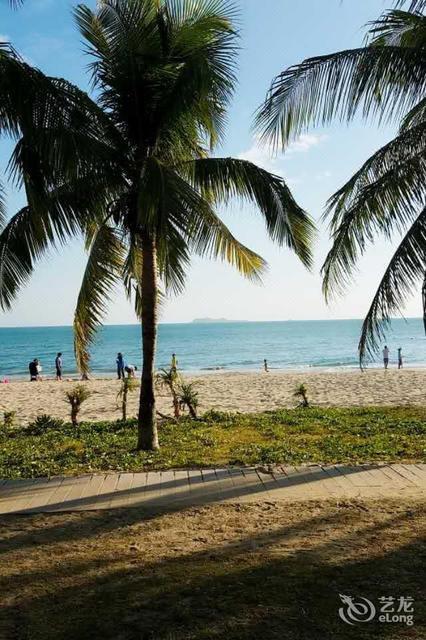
116 352 125 380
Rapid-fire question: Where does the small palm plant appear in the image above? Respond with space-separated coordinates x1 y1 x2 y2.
178 382 199 419
117 377 138 422
3 410 16 428
65 384 91 427
294 383 309 408
156 368 181 419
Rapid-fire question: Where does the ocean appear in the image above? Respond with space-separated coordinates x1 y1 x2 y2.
0 318 425 379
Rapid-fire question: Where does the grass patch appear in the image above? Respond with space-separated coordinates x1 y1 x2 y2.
0 500 424 639
0 406 425 478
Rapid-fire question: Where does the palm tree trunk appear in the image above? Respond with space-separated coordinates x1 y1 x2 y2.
122 390 127 422
137 235 159 450
171 385 180 418
422 271 426 334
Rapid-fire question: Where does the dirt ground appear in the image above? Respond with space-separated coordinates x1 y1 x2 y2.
0 499 425 639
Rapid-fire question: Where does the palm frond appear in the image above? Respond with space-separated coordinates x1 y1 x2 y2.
358 206 426 364
393 0 426 12
256 45 426 148
184 157 315 267
322 122 426 300
0 166 121 312
0 206 50 310
75 0 238 150
422 271 426 332
368 10 426 48
189 207 267 283
141 158 268 284
74 223 126 376
0 183 6 230
401 96 426 129
123 241 143 318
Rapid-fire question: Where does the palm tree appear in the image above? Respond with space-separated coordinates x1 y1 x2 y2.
65 384 91 427
0 0 314 451
156 367 181 419
256 0 426 365
178 381 199 418
293 383 309 408
117 376 138 421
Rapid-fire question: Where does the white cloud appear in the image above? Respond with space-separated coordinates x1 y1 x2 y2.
314 170 332 181
238 141 277 173
238 133 327 185
286 133 327 154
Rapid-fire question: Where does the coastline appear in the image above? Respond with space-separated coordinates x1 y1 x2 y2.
2 318 425 379
3 362 426 382
1 368 425 425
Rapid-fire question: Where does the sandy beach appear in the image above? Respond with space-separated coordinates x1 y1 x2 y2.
0 369 425 425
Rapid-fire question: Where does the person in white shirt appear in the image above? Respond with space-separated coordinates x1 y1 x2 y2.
125 364 137 378
383 345 390 369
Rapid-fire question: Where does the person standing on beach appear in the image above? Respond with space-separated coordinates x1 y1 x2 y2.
116 352 125 380
29 359 38 381
398 347 403 370
264 359 269 372
383 345 390 369
55 352 63 381
171 353 178 372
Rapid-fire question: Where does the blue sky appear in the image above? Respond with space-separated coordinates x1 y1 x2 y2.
0 0 421 326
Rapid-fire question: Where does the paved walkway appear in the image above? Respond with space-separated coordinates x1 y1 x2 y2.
0 464 425 514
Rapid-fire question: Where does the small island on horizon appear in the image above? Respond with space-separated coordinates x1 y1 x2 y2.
192 317 238 324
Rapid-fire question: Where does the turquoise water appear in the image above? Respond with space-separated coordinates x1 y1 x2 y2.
0 318 425 379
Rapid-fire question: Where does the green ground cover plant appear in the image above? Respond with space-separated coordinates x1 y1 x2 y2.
1 406 424 478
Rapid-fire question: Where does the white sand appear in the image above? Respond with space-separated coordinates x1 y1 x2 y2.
0 369 425 425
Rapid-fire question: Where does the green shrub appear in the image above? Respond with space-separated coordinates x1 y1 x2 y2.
27 414 65 435
3 410 17 429
117 377 138 421
65 384 91 426
294 383 309 408
178 382 199 418
202 409 234 423
156 368 181 418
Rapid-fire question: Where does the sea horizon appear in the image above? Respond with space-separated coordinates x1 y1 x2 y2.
0 315 423 330
0 317 425 379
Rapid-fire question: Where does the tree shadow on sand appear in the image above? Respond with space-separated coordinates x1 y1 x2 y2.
0 502 424 640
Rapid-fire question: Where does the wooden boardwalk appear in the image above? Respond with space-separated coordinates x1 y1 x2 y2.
0 464 425 514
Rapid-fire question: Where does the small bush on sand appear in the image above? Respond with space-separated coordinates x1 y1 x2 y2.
27 414 65 435
3 411 16 429
156 367 181 418
65 385 91 427
294 383 309 408
178 382 199 419
117 377 138 421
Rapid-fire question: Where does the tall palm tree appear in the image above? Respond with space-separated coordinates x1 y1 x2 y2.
0 0 314 450
256 0 426 365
